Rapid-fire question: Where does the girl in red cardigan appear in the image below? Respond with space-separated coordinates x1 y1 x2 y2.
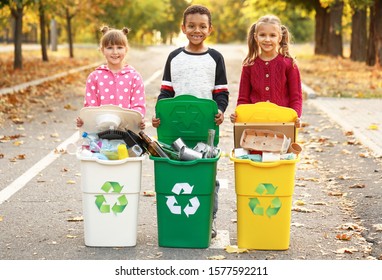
230 15 302 127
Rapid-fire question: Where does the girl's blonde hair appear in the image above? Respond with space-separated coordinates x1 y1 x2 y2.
243 15 293 66
99 26 130 49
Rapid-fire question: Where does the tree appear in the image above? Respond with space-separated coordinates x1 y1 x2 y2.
37 0 48 61
350 0 367 62
375 0 382 66
328 0 344 57
0 0 34 69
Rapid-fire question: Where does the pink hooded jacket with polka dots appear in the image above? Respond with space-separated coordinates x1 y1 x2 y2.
84 64 146 117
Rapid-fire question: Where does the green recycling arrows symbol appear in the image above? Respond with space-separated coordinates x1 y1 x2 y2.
248 183 281 218
95 181 128 214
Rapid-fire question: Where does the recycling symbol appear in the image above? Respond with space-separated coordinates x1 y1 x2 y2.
166 182 200 217
248 183 281 218
170 105 203 130
95 181 128 214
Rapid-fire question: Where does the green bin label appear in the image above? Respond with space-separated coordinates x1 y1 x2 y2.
248 183 281 218
95 181 128 214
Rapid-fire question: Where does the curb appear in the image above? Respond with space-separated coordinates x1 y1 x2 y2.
0 61 102 96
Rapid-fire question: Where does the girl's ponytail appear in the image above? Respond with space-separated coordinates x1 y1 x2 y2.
243 23 259 66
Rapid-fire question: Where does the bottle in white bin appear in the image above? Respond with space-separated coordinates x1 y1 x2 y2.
81 132 101 152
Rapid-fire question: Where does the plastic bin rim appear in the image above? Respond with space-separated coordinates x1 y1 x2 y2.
77 154 146 165
150 150 221 165
229 150 298 167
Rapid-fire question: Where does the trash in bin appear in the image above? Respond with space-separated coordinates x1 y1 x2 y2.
230 102 300 250
77 105 145 247
151 95 220 248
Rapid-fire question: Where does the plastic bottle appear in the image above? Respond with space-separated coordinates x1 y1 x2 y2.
80 149 108 160
82 132 101 152
138 131 169 158
117 144 129 159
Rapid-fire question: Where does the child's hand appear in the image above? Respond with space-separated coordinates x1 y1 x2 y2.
214 110 224 126
152 116 160 128
140 118 146 130
295 117 301 128
76 117 84 128
230 112 237 123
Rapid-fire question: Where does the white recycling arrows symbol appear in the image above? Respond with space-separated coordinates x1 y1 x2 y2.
166 182 200 217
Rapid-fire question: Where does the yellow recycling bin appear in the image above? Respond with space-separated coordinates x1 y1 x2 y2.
230 102 299 250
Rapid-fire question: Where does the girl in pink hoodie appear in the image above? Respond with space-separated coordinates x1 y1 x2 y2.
77 26 146 129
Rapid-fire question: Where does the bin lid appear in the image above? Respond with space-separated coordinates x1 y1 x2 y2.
155 95 219 147
79 105 141 133
236 102 297 123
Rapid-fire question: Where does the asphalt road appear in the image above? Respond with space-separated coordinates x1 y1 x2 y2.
0 44 381 267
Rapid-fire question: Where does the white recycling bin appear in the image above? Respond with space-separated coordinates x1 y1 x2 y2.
78 105 144 247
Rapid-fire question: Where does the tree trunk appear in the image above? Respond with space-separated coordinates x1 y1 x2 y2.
39 1 49 62
314 0 330 55
11 6 23 69
350 7 367 61
328 0 343 57
50 18 58 51
375 0 382 66
366 5 376 66
65 8 74 58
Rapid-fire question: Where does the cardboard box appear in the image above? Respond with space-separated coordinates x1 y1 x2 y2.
234 122 296 149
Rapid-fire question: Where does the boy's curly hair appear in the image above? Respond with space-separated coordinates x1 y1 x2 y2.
183 5 212 27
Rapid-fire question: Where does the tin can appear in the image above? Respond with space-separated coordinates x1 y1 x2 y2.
172 138 187 152
179 146 203 161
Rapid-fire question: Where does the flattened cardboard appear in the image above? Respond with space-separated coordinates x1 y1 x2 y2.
234 122 296 149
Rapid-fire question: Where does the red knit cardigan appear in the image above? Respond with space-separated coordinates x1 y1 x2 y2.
237 54 303 117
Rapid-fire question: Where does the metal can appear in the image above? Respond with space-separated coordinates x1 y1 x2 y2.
172 138 187 152
179 146 203 161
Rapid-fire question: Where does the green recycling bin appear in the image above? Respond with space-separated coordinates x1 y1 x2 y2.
151 95 220 248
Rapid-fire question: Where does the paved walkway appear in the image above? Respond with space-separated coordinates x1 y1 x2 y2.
307 97 382 158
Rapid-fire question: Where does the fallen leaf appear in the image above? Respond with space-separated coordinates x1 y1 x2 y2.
328 191 344 197
51 133 59 138
338 223 365 232
292 207 313 213
336 233 352 241
335 247 358 254
66 235 77 239
372 224 382 231
294 200 306 206
338 175 352 180
13 140 23 146
67 216 83 222
291 222 304 227
143 190 155 196
207 255 226 260
66 180 76 184
368 124 379 130
349 184 365 188
224 245 248 254
313 201 328 206
17 154 26 160
11 117 24 124
0 216 3 222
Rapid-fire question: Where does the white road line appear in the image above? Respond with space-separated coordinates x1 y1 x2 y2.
0 132 79 204
0 70 163 205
